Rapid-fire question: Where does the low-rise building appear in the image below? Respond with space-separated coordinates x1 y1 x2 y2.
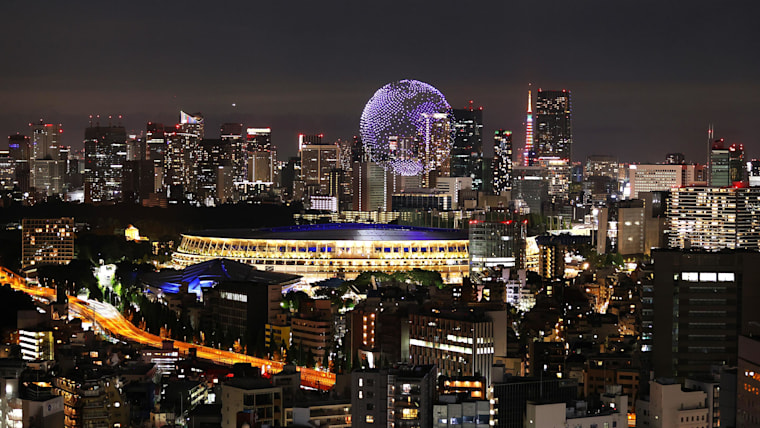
221 377 283 428
636 379 709 428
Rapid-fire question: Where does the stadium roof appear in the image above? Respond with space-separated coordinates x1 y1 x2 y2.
184 223 468 241
140 258 301 296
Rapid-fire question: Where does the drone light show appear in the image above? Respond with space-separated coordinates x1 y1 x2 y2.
359 79 453 176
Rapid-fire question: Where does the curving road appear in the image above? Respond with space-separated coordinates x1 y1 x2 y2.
1 267 335 390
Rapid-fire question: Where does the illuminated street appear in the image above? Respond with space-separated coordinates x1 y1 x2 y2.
0 267 335 391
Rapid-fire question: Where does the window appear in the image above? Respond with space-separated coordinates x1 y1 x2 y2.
402 408 418 419
365 415 374 423
699 272 717 282
718 272 735 282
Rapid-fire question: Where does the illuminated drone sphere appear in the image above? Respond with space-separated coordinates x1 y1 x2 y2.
360 79 453 176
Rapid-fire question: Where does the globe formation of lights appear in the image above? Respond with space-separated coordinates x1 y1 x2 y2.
360 79 453 176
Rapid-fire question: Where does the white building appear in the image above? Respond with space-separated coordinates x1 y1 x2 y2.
524 386 627 428
636 379 709 428
629 164 705 199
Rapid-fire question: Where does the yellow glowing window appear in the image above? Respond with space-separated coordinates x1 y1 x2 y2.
402 408 418 419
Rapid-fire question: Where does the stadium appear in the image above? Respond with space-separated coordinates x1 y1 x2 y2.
172 223 469 283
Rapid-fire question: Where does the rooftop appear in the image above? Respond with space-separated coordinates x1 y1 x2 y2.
185 223 468 241
140 258 301 296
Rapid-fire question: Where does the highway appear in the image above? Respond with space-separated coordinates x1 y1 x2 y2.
1 267 335 390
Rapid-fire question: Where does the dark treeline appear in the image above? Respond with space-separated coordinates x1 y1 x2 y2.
0 201 297 237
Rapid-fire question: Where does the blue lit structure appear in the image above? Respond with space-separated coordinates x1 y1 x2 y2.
140 258 300 297
359 80 453 176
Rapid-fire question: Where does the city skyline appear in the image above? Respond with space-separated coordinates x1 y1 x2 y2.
1 1 758 164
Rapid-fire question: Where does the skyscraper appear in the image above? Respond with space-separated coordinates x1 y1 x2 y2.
30 120 62 161
165 111 204 197
535 89 572 160
651 249 760 380
247 128 274 183
146 122 166 193
300 139 340 196
451 103 484 189
84 125 127 203
8 134 31 191
493 130 513 194
709 139 745 186
220 123 244 182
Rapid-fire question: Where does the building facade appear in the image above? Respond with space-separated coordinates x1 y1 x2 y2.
84 125 127 203
651 250 760 380
667 187 760 251
21 218 74 269
492 130 513 195
409 310 506 385
535 89 572 161
451 106 484 190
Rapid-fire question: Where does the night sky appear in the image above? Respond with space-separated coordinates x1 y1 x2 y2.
2 1 758 163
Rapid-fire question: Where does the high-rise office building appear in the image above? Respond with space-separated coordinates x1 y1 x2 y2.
165 112 204 197
651 249 760 380
84 125 127 203
667 186 760 251
32 159 64 196
493 130 513 194
126 133 145 161
196 139 232 202
351 161 394 212
628 163 706 199
8 134 31 164
298 133 323 149
536 157 571 202
122 159 154 203
220 123 244 181
535 89 572 161
300 140 340 196
511 166 547 215
0 151 14 191
451 103 484 189
710 139 745 187
146 122 166 192
30 120 62 161
8 134 31 191
247 128 274 183
179 110 204 139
